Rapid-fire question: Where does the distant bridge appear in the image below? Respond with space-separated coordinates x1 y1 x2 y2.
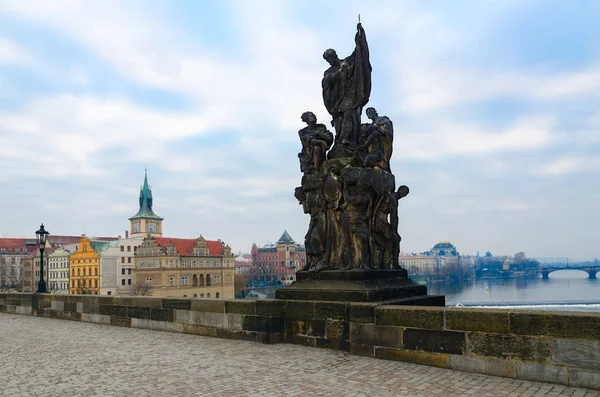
539 265 600 280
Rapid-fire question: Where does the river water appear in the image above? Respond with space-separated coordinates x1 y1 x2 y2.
248 270 600 312
427 270 600 312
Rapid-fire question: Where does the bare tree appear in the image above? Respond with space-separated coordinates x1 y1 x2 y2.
131 282 153 296
74 279 93 295
234 273 248 294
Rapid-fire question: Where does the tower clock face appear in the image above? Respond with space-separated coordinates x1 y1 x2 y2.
148 223 156 232
133 223 139 232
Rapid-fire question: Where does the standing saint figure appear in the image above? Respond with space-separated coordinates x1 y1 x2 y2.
322 22 372 159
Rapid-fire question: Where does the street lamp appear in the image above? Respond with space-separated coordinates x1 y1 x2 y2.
35 223 49 293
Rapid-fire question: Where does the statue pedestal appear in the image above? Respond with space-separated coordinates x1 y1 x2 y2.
275 269 445 306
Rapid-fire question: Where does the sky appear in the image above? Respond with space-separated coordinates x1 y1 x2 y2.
0 0 599 261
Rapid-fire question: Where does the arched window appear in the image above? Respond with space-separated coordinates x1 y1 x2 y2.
215 292 220 299
206 274 211 286
199 274 205 286
192 274 198 287
207 293 211 298
200 293 204 298
77 268 80 276
95 268 98 276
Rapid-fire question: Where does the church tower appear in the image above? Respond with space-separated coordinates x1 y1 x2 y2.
128 169 164 238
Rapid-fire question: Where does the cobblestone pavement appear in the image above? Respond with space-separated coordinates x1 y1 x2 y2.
0 313 598 397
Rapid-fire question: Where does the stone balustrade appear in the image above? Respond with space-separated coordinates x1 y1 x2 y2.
1 293 598 390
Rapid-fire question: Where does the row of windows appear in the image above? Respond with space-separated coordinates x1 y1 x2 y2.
121 257 132 263
145 274 221 287
48 261 69 269
71 279 98 288
49 282 69 290
48 272 69 279
120 245 138 252
121 279 132 286
189 292 219 298
71 268 98 277
121 268 133 275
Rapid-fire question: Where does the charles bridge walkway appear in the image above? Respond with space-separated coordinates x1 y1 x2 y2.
1 313 598 397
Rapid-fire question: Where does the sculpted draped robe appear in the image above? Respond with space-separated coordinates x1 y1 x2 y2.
322 24 372 150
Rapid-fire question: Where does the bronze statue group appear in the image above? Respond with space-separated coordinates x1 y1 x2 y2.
295 22 409 273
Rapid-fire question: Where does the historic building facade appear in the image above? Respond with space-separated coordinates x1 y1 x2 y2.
98 237 143 296
250 231 306 284
48 247 72 293
0 238 36 291
129 170 163 238
69 237 101 295
133 235 235 298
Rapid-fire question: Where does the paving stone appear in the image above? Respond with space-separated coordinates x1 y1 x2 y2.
0 313 598 396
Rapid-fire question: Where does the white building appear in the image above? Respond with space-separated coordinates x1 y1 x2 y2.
48 247 73 294
98 237 142 296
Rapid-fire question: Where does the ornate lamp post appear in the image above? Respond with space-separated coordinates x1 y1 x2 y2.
35 223 50 293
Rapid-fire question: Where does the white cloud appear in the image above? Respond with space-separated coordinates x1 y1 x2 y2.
0 38 32 65
399 116 553 160
537 156 600 176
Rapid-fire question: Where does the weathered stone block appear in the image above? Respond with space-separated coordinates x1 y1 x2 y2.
306 320 326 337
285 319 306 335
348 303 375 323
63 301 78 312
131 319 184 333
175 309 227 328
191 300 225 313
485 358 517 378
325 319 349 340
350 343 374 358
162 298 191 310
15 306 32 315
255 300 286 317
50 300 65 311
126 306 151 319
99 304 128 318
375 348 449 368
287 335 316 347
285 300 314 319
445 308 510 334
183 324 218 337
225 300 255 315
468 332 551 363
552 339 600 370
243 316 271 333
315 302 347 320
510 311 600 339
448 354 485 373
376 306 444 329
110 316 131 327
227 313 245 331
215 328 257 342
517 363 568 385
403 328 465 355
91 314 111 325
569 368 600 390
270 317 285 334
316 338 349 351
150 308 174 322
350 323 402 348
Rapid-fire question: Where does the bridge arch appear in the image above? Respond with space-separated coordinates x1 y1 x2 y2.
541 268 598 280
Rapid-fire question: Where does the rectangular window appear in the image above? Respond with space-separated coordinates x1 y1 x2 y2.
128 269 132 275
128 257 132 264
169 277 174 286
181 276 188 286
127 246 131 252
134 246 137 252
120 246 124 252
214 275 221 284
128 279 132 285
122 279 125 285
145 277 152 286
121 257 125 263
122 269 125 275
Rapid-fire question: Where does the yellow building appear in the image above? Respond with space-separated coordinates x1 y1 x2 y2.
69 237 100 295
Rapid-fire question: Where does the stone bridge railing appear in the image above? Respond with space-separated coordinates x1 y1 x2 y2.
1 293 599 390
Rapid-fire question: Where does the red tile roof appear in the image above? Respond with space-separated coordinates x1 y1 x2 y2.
154 237 224 257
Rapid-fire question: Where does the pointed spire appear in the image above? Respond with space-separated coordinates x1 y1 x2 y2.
276 230 295 244
129 168 163 221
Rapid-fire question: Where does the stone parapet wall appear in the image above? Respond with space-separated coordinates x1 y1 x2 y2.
1 293 598 390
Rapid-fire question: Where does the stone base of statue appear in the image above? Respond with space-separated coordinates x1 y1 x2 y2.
275 269 445 306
